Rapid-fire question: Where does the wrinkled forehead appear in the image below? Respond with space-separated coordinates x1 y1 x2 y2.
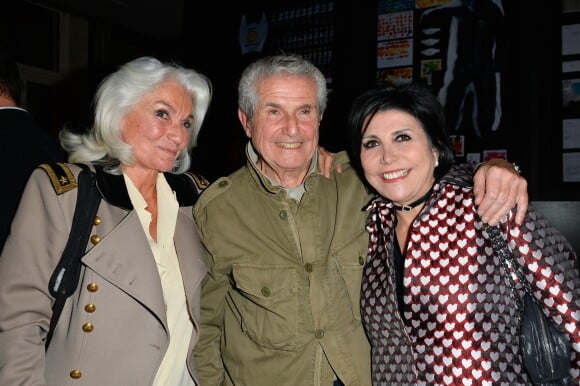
256 74 318 105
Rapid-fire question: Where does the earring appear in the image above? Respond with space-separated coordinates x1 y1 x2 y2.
435 159 439 167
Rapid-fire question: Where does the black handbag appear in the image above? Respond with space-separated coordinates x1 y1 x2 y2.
486 225 572 386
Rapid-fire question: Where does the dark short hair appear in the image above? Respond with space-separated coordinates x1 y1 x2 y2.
0 53 21 103
347 82 454 191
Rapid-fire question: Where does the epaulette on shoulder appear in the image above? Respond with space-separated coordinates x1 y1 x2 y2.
185 171 210 193
195 176 232 208
38 162 78 195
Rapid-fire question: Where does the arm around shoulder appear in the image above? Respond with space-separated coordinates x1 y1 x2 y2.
472 159 528 226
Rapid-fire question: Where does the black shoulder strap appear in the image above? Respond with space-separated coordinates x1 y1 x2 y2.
45 165 101 350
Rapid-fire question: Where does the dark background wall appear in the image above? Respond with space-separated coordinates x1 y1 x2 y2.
3 0 578 201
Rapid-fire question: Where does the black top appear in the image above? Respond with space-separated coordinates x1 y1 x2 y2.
393 232 406 320
0 108 65 251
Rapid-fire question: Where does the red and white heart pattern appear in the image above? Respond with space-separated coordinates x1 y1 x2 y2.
361 166 580 385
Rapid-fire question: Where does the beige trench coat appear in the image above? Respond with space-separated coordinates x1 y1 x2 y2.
0 163 207 386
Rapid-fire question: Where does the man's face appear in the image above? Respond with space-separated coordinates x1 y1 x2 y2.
239 73 320 187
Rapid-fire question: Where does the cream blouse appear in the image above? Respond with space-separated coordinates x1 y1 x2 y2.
123 172 195 386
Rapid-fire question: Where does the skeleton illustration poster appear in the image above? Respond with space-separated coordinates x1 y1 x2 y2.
418 0 506 138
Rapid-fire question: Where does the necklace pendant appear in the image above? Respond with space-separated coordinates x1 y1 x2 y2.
400 205 412 212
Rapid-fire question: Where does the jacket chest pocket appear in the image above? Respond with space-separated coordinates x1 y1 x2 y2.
230 264 303 351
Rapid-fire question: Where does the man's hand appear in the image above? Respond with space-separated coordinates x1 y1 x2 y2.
473 159 528 226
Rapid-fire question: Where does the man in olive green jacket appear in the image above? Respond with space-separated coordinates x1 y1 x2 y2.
195 147 370 385
193 54 528 386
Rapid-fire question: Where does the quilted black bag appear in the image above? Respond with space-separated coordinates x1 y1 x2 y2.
486 225 572 386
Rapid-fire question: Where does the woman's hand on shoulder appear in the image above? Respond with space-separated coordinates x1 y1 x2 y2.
473 159 528 226
318 146 342 178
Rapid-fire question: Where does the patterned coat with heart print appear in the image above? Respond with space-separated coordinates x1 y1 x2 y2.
361 164 580 386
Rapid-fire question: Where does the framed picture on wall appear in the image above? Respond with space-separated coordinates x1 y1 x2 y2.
563 78 580 114
483 149 507 161
377 67 413 84
450 135 464 157
377 38 413 69
563 152 580 182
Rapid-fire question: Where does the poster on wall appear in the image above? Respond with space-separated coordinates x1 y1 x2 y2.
239 13 268 55
377 39 413 68
450 135 465 157
416 0 453 9
563 78 580 114
563 119 580 149
466 153 480 169
417 0 506 139
420 58 442 83
377 67 413 84
378 11 414 41
378 0 414 13
483 149 507 161
563 152 580 182
562 24 580 55
563 60 580 73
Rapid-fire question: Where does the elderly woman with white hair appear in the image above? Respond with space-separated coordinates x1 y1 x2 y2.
0 56 212 386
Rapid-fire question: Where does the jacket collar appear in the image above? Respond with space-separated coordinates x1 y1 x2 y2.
244 141 321 195
93 164 199 210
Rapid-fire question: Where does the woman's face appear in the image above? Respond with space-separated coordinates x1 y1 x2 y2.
360 109 438 206
121 79 193 175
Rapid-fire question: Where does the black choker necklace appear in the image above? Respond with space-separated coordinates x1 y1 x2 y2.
392 188 433 212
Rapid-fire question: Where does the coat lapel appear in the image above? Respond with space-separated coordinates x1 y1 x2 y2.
82 213 168 328
82 167 206 332
174 208 207 334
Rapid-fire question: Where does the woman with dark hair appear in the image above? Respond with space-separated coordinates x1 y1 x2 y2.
347 82 580 385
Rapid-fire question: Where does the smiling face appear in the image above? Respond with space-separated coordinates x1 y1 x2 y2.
238 73 320 187
360 109 438 206
121 79 193 180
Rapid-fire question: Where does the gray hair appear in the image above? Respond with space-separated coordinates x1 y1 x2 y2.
237 54 327 121
59 56 212 174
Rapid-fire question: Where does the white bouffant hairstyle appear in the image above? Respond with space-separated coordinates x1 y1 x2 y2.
59 56 212 174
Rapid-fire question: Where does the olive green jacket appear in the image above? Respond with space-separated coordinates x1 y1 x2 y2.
193 150 372 386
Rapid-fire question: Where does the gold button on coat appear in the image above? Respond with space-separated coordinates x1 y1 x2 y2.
87 283 98 292
82 323 94 332
84 304 96 313
70 370 81 379
93 215 101 226
90 234 101 245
